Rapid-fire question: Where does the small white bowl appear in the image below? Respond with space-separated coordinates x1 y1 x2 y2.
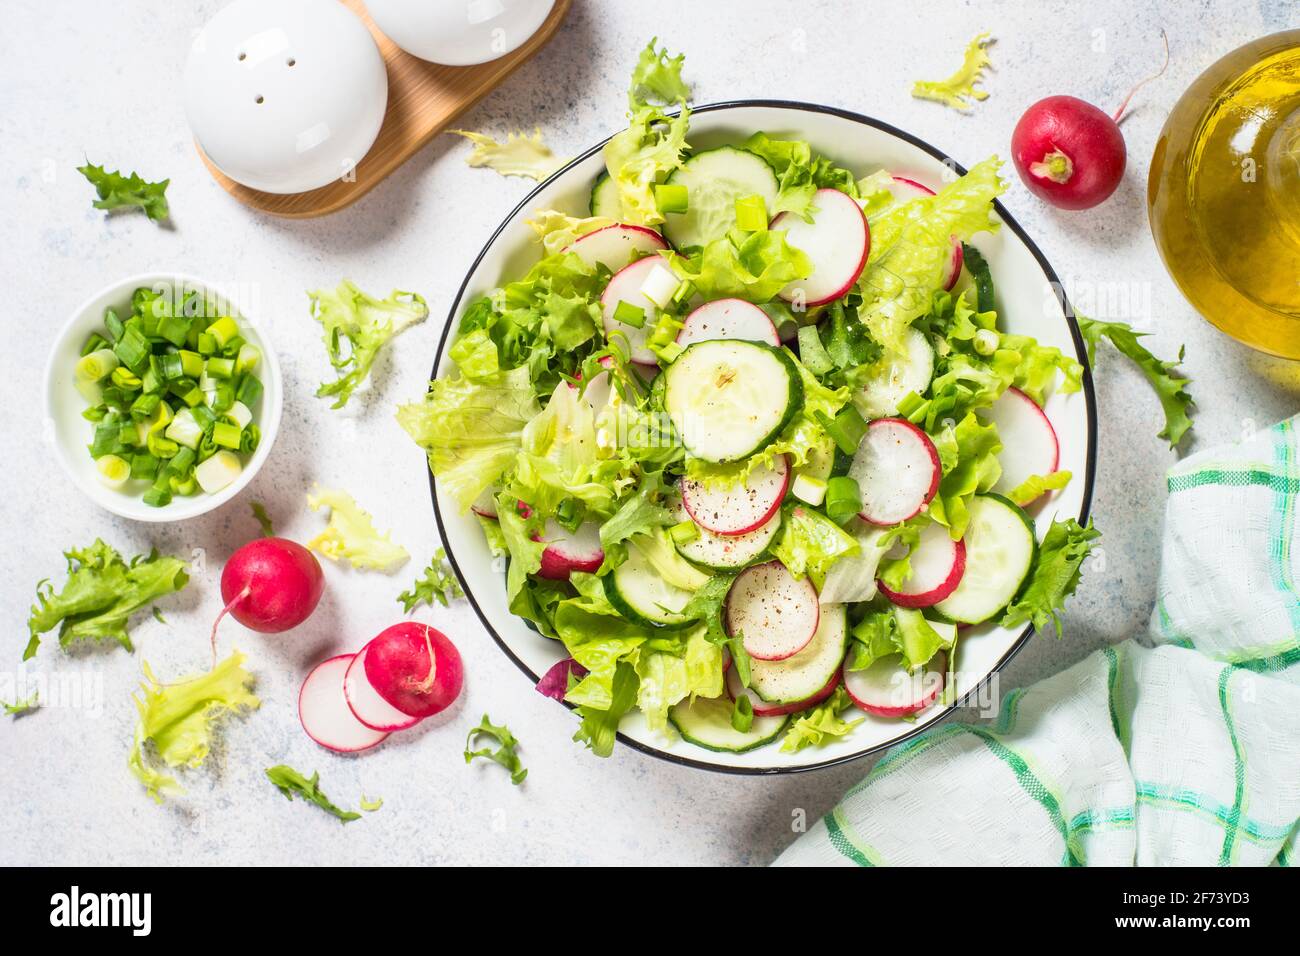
44 273 283 523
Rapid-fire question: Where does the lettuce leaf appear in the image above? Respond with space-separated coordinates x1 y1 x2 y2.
1001 518 1100 636
266 765 361 822
741 132 860 218
26 540 189 660
526 209 618 256
1006 470 1073 507
77 162 170 221
310 281 429 408
464 715 528 785
448 128 563 180
306 486 410 573
1077 315 1194 448
597 468 676 570
817 521 890 604
397 366 540 513
770 504 860 589
911 33 994 112
668 228 812 303
780 685 862 753
574 660 638 757
634 626 723 733
928 413 1003 539
129 650 260 802
628 39 690 106
555 572 650 712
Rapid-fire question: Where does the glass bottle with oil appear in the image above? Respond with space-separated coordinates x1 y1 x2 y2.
1149 31 1300 359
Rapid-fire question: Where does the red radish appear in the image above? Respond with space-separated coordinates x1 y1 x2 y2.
344 646 423 732
211 537 325 660
984 387 1061 501
601 256 671 365
535 658 588 701
564 223 667 271
849 418 942 525
681 454 789 536
883 176 963 290
727 666 838 717
535 520 605 580
725 560 820 661
772 188 871 307
299 655 389 753
877 521 966 608
363 622 464 719
470 487 499 519
676 298 780 348
1011 33 1168 211
842 651 947 718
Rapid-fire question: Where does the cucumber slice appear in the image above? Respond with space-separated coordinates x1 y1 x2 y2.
604 545 694 628
854 326 935 419
672 501 781 570
590 172 621 218
749 604 848 704
669 694 787 753
662 147 780 251
935 494 1037 625
664 340 802 463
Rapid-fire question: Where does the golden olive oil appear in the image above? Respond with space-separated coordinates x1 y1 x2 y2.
1149 31 1300 359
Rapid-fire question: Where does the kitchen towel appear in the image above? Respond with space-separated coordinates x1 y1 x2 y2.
774 416 1300 866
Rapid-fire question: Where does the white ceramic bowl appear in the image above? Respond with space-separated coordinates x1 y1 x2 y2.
365 0 554 65
429 102 1098 773
184 0 388 194
45 273 283 523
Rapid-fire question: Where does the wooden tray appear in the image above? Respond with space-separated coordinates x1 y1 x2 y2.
198 0 571 218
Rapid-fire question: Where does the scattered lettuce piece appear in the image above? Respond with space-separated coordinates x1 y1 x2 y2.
449 128 563 180
1006 470 1073 506
526 209 617 256
1077 316 1194 448
26 540 189 661
360 794 383 812
310 280 429 409
3 692 39 717
628 38 690 106
306 486 410 573
465 714 528 784
780 685 862 753
266 765 361 822
77 162 170 221
398 366 541 514
1001 518 1100 636
129 650 259 802
397 548 463 611
911 33 994 111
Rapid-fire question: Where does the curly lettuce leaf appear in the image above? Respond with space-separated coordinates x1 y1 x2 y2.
911 33 994 111
310 280 429 409
598 468 676 571
770 504 860 589
1006 470 1073 506
266 765 361 822
574 660 638 757
526 209 618 256
927 413 1003 539
742 132 861 218
397 366 541 513
449 128 563 180
77 162 169 221
1000 518 1100 636
628 38 690 107
859 157 1005 354
26 540 188 660
464 715 528 785
780 685 862 753
306 486 410 573
130 650 259 802
3 692 39 717
555 573 650 714
635 626 723 733
397 548 462 612
1078 316 1194 448
668 229 812 303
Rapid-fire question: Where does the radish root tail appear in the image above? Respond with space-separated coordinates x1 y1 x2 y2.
1113 29 1170 125
413 624 438 694
210 585 250 667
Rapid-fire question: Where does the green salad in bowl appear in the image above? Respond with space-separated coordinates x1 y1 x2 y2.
401 42 1096 768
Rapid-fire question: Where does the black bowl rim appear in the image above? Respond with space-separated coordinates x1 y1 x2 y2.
425 98 1098 775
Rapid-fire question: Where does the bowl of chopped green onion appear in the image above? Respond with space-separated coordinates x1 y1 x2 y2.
45 273 282 521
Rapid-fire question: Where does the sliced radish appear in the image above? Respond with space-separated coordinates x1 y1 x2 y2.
772 188 870 307
601 256 667 365
842 651 947 718
676 298 779 348
726 665 838 717
985 387 1061 501
344 646 423 732
877 521 966 608
470 486 499 519
564 223 668 272
725 560 820 661
850 418 942 525
681 454 789 536
536 520 604 580
882 175 962 290
299 655 389 753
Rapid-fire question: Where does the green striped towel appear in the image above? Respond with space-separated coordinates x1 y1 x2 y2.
775 416 1300 867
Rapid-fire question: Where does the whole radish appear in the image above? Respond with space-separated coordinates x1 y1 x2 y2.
363 622 463 719
1011 32 1168 211
217 538 324 635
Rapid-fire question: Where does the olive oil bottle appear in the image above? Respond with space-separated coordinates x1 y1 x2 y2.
1149 31 1300 359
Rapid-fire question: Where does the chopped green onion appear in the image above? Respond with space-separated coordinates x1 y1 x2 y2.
179 350 204 378
226 401 253 430
194 450 242 494
130 453 160 480
191 404 217 431
816 405 867 456
104 309 125 342
211 383 235 414
118 420 143 447
81 333 110 357
730 694 754 733
206 356 235 379
654 183 688 214
612 299 646 329
239 424 261 455
95 454 131 488
164 407 204 449
146 432 179 459
170 473 199 496
825 476 862 524
235 343 261 376
896 390 926 420
973 328 999 356
173 382 204 407
76 349 120 383
159 353 185 381
796 325 835 375
90 422 119 458
167 445 196 474
648 312 685 349
197 332 217 356
81 405 107 423
206 316 239 349
734 194 769 232
656 341 684 364
671 280 696 309
157 313 190 348
211 421 242 450
129 392 161 419
669 520 699 545
143 472 173 508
